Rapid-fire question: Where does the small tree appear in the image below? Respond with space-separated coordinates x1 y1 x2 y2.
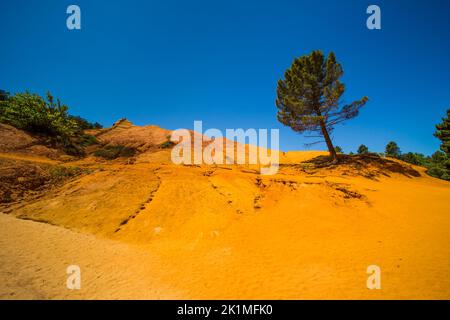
385 141 401 158
0 91 78 138
400 152 428 166
434 109 450 170
334 146 343 153
357 144 369 154
276 50 368 162
431 150 446 164
0 89 9 101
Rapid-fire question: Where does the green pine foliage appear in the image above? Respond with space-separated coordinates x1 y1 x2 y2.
334 146 343 153
0 92 79 138
0 89 9 101
399 151 449 181
385 141 401 158
0 91 102 155
276 50 368 161
434 109 450 170
357 144 369 154
69 115 103 130
94 145 136 160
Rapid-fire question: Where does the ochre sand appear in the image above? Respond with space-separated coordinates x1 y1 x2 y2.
1 149 449 299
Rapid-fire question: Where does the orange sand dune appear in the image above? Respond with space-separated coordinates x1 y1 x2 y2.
1 144 449 299
0 213 181 299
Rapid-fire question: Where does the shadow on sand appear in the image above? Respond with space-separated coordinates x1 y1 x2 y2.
301 153 421 179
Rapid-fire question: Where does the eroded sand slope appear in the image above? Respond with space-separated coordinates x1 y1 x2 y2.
0 124 449 299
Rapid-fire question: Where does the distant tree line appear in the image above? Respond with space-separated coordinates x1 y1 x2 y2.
343 110 450 181
382 140 448 181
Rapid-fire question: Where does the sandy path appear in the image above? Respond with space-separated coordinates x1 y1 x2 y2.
0 214 182 299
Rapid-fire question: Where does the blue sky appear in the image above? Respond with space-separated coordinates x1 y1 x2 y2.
1 0 449 154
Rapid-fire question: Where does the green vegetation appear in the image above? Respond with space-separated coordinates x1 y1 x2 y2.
79 134 99 147
434 109 450 171
0 89 9 101
48 165 84 182
276 50 368 162
348 111 450 181
349 140 449 181
0 91 78 138
159 136 175 149
0 90 101 155
69 115 103 130
1 191 13 203
94 145 136 160
385 141 401 158
398 151 448 181
334 146 343 153
375 114 450 181
357 144 369 154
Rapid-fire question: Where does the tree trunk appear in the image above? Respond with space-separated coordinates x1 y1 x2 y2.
319 119 337 162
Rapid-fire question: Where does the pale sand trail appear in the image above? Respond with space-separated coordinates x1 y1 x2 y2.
0 214 182 299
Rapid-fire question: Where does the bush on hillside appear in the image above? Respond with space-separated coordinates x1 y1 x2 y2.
0 91 102 156
93 145 136 160
48 165 84 182
357 144 369 154
398 151 449 181
334 146 343 154
69 115 103 130
0 92 78 138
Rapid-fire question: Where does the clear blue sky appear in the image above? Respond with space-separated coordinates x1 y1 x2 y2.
1 0 449 155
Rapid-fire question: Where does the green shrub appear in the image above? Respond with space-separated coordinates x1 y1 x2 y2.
159 140 175 149
94 145 136 160
0 92 79 140
78 134 99 147
69 115 103 130
0 89 9 101
399 152 430 166
357 144 369 154
334 146 343 153
0 91 103 156
427 166 447 180
49 166 83 182
385 141 401 158
1 191 13 203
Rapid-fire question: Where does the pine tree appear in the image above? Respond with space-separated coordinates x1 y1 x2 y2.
0 89 9 101
276 50 368 162
357 144 369 154
434 109 450 170
385 141 401 158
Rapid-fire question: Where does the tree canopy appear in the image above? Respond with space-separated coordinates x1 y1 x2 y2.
357 144 369 154
0 91 102 155
276 50 368 161
385 141 401 158
434 109 450 169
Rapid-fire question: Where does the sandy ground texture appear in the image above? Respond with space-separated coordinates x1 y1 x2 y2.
0 214 183 299
0 123 449 299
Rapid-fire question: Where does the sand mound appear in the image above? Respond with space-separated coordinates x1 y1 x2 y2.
0 124 37 152
94 119 172 152
0 124 64 159
285 153 422 180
